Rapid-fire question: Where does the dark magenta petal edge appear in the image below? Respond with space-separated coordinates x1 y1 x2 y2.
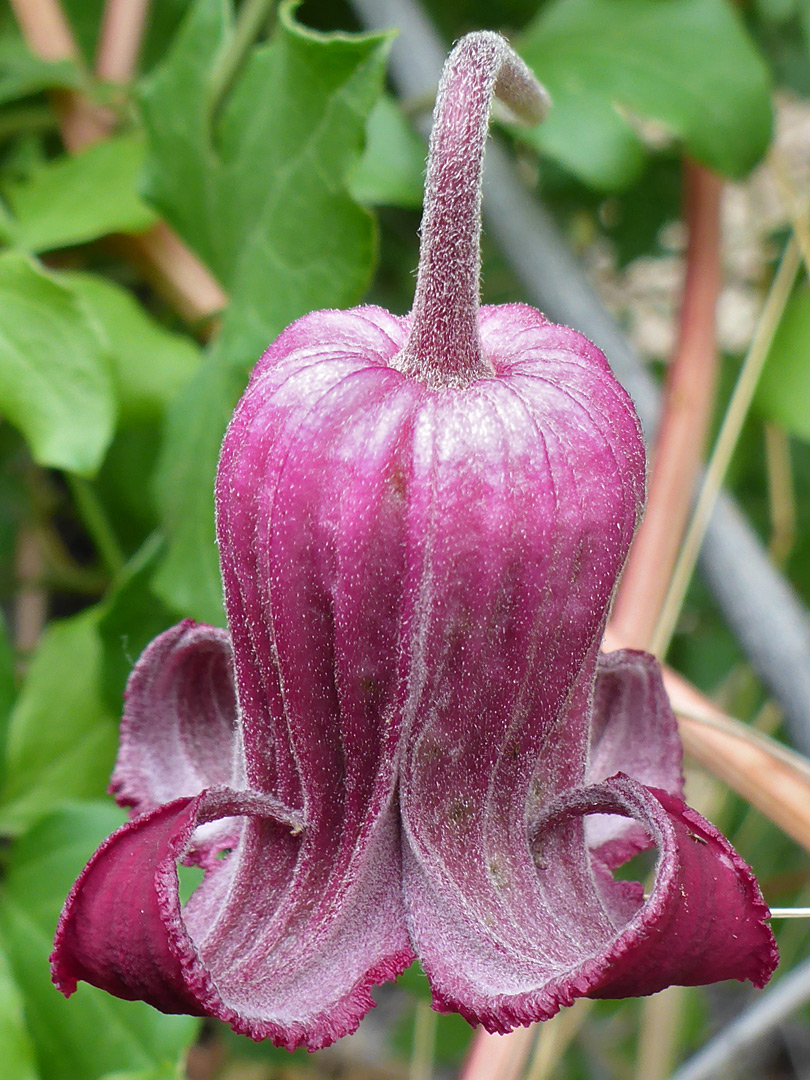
51 787 414 1051
404 774 777 1034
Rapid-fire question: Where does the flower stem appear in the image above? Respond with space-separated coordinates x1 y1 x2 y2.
394 32 548 387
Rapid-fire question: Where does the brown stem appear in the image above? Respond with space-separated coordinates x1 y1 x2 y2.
13 525 47 664
115 224 226 329
9 0 112 148
10 0 226 325
611 162 723 650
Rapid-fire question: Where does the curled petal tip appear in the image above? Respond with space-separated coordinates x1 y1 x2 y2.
51 787 413 1050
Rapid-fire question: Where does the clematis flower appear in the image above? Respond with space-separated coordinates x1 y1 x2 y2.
52 32 777 1051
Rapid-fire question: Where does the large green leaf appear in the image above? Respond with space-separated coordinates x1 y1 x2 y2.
0 804 197 1080
144 0 392 621
140 0 390 342
518 0 773 189
63 273 201 424
0 252 116 476
0 932 39 1080
755 280 810 442
4 135 157 253
0 609 117 834
152 359 237 624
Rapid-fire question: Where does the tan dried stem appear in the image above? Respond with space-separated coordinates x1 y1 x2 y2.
10 0 226 326
9 0 111 147
611 162 723 649
9 0 74 60
523 1001 593 1080
635 988 688 1080
96 0 152 84
666 671 810 852
13 525 47 663
461 1027 535 1080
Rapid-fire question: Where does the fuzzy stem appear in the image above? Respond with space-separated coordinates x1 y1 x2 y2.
394 32 548 387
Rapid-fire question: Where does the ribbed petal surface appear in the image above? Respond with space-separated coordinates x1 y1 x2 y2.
53 310 422 1048
399 305 775 1030
53 302 776 1045
213 307 424 1043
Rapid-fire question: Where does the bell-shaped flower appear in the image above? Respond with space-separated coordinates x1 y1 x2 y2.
52 32 777 1052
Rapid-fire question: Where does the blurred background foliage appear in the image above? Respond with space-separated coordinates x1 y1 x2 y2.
1 0 810 1078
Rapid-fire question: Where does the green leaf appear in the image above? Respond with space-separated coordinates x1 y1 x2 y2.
4 134 157 252
755 280 810 441
152 361 235 625
0 804 197 1080
0 932 39 1080
63 273 201 424
518 0 773 189
99 1071 180 1080
95 425 165 552
143 0 392 621
0 609 117 834
140 0 390 331
0 36 78 104
56 0 105 64
0 252 116 476
348 94 426 208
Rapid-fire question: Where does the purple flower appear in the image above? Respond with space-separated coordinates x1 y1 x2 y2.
51 32 777 1051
